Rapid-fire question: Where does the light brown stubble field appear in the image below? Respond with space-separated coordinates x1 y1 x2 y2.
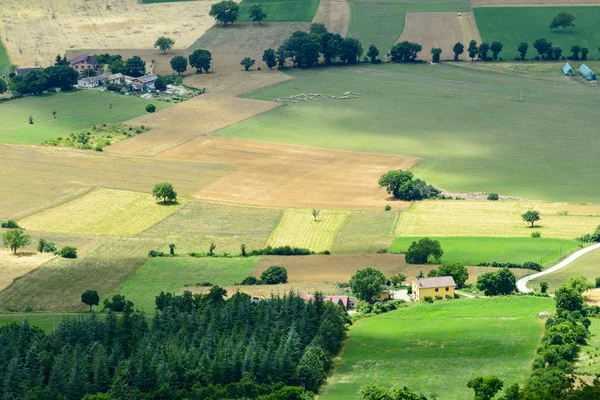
312 0 351 37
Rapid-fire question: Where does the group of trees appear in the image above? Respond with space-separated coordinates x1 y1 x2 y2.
209 1 267 26
0 290 347 399
426 263 469 288
475 267 517 296
165 49 212 76
404 238 443 264
9 64 79 95
240 266 288 285
348 268 407 302
379 170 440 201
2 227 77 258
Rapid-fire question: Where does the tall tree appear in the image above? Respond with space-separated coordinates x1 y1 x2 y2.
367 44 379 63
0 77 7 94
468 40 478 61
350 267 386 301
152 182 177 203
81 290 100 311
549 12 575 31
522 210 541 227
262 48 277 69
490 41 503 60
154 36 174 54
2 228 31 254
431 47 442 63
467 376 504 400
123 56 146 77
478 42 490 61
189 49 212 73
533 38 552 60
209 0 240 25
170 56 188 75
249 4 267 25
390 41 422 62
44 65 78 90
453 42 464 61
571 44 582 60
240 57 256 71
518 42 529 60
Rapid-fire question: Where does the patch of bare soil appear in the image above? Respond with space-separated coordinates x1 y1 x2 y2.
584 288 600 305
398 12 481 61
312 0 351 37
0 250 55 292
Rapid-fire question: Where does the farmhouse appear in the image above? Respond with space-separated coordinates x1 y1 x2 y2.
412 276 455 300
579 64 596 81
77 74 107 88
132 74 158 91
562 63 574 76
71 54 99 73
299 293 356 310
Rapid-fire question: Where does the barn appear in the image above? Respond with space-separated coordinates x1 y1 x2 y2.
562 63 574 76
578 64 596 81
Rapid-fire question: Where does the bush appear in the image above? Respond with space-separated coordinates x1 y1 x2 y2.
59 246 77 259
405 237 443 264
261 266 288 284
446 295 453 300
1 220 20 228
241 276 260 285
146 104 156 113
531 231 541 238
423 296 433 303
487 193 499 201
148 250 167 257
596 277 600 288
249 245 312 256
435 295 443 300
454 293 460 299
385 204 392 211
477 261 541 272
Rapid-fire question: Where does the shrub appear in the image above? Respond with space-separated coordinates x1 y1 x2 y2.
241 276 259 285
146 104 156 113
531 231 541 238
407 286 412 295
249 245 312 256
446 295 453 300
435 295 443 300
59 246 77 259
596 277 600 288
477 261 541 272
385 204 392 211
1 220 20 228
454 293 460 299
376 248 388 254
423 296 433 303
260 266 288 284
148 250 167 257
487 193 499 201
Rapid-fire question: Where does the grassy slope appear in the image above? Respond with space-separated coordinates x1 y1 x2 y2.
238 0 320 22
331 210 398 254
320 296 554 400
391 236 578 266
0 90 169 144
475 7 600 60
0 38 10 77
576 317 600 375
348 0 471 53
529 247 600 292
110 257 258 311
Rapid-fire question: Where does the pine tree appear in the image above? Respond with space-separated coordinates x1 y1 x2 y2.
3 357 25 400
91 344 110 393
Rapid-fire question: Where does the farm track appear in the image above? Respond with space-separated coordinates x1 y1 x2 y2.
517 243 600 293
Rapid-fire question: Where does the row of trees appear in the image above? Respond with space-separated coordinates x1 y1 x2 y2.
209 1 267 26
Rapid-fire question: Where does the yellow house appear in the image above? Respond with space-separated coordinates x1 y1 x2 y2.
413 276 456 300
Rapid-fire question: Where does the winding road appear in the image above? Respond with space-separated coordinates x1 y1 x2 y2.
516 243 600 293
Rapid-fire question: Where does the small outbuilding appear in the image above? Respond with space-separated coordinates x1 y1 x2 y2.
77 74 107 88
579 64 597 81
413 276 455 300
562 63 574 76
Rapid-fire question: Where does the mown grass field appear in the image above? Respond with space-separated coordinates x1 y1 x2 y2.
20 189 186 236
238 0 320 22
475 7 600 60
139 201 282 254
396 201 600 239
267 209 349 252
528 247 600 292
110 257 258 311
391 236 578 266
218 64 600 203
0 313 84 332
320 296 554 400
331 210 398 254
348 0 471 53
0 90 169 144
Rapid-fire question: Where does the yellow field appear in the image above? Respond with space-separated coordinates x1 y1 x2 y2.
396 201 600 239
20 188 186 236
0 250 55 292
267 209 350 252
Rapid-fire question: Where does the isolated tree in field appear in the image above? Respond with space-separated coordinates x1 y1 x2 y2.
367 44 379 63
81 290 100 312
209 242 217 256
170 56 188 75
522 210 541 227
467 376 504 400
571 44 582 60
453 42 464 61
261 266 288 284
209 0 240 25
145 104 156 113
478 42 490 61
490 41 503 60
262 48 277 69
60 246 77 258
249 4 267 25
189 49 212 73
468 40 478 61
518 42 529 60
378 170 439 200
0 78 7 94
549 12 575 31
553 47 563 60
555 286 584 311
154 76 167 91
2 229 31 255
154 36 174 54
390 41 422 62
240 57 255 71
581 47 589 60
350 267 386 301
533 38 552 59
540 281 549 293
169 243 176 256
405 237 443 264
431 47 442 63
152 182 177 203
123 56 146 77
312 209 320 222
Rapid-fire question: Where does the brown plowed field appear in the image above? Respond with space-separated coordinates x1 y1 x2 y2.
312 0 351 37
160 137 418 210
398 12 481 61
472 0 600 6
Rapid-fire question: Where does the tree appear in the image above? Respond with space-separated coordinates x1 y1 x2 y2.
405 237 443 264
0 78 7 94
310 23 328 36
154 36 174 54
571 45 582 60
390 41 422 62
109 59 125 74
154 76 167 91
339 38 363 64
169 243 176 256
145 104 156 113
262 48 277 69
431 47 442 63
491 41 503 60
367 44 379 63
208 242 217 256
2 229 31 254
468 40 478 61
59 246 77 259
389 273 407 287
478 42 490 61
276 46 287 68
240 57 256 71
522 210 541 227
549 12 575 31
540 281 549 293
80 69 96 78
437 263 469 288
152 182 177 203
320 32 343 65
10 70 48 95
553 47 563 60
533 39 552 60
453 42 464 61
467 376 504 400
476 268 516 296
81 290 100 311
378 170 439 201
555 286 584 311
581 47 589 60
170 55 188 75
55 54 69 66
249 4 267 25
350 267 386 301
566 276 594 293
189 49 212 73
261 266 288 284
312 209 320 222
123 56 146 77
518 42 529 60
209 0 240 25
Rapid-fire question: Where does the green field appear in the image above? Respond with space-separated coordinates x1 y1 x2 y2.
331 210 398 254
0 90 169 144
218 63 600 203
20 189 186 236
576 317 600 376
237 0 320 22
320 296 554 400
475 7 600 60
348 0 471 53
0 39 10 77
529 247 600 292
0 313 85 332
141 0 196 3
391 236 578 266
110 257 258 311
